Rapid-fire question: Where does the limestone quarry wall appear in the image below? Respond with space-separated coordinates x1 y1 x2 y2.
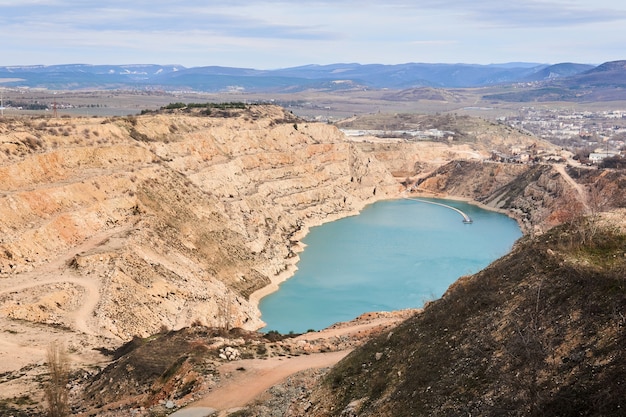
0 104 604 352
0 106 400 342
413 160 589 233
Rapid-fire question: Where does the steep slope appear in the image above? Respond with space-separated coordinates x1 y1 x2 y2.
0 105 399 364
305 215 626 416
3 104 622 415
414 161 590 233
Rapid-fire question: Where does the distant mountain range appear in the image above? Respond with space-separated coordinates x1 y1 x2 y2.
1 61 625 99
482 60 626 102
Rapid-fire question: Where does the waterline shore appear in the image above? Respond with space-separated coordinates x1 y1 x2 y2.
407 188 530 234
250 193 519 331
249 195 396 330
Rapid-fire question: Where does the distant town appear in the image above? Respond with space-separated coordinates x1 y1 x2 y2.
1 87 625 168
498 107 626 165
341 106 626 167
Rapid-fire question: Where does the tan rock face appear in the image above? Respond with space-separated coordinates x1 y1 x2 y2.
0 105 400 352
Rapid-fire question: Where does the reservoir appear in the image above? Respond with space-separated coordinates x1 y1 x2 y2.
259 198 522 334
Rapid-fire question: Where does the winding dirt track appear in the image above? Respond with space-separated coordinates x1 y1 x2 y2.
0 226 130 374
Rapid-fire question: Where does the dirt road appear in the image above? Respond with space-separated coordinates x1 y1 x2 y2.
188 350 349 415
178 310 416 416
554 163 590 213
0 227 131 399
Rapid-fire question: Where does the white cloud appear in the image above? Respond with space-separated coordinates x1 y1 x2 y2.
0 1 625 67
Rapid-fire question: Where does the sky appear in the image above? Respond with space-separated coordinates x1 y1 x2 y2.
1 0 625 69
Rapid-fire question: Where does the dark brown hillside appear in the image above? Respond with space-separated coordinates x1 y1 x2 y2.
307 218 626 416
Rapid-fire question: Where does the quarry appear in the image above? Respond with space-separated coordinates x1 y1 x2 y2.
0 103 624 416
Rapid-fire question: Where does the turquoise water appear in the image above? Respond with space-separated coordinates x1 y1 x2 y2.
259 198 522 333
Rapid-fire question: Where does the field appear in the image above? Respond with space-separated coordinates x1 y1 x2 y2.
4 87 626 123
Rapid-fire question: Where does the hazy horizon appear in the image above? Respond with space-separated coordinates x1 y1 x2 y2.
0 61 564 70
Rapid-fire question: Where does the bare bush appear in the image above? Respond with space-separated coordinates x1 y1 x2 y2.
44 341 70 417
23 136 43 150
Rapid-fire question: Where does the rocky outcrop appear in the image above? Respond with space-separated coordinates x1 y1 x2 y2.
0 105 399 344
413 160 588 233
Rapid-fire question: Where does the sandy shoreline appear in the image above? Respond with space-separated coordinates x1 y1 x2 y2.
248 200 382 328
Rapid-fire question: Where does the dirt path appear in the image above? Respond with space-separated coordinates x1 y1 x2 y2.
554 163 590 213
0 225 131 374
179 311 415 416
189 350 350 415
0 224 130 293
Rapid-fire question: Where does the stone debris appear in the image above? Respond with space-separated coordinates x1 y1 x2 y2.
219 346 241 361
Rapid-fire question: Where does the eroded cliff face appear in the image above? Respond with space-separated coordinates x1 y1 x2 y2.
0 105 399 347
413 160 589 233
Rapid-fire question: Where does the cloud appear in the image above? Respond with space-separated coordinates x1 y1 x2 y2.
294 0 626 27
467 1 626 27
0 0 625 67
4 1 626 34
410 40 458 46
0 1 340 41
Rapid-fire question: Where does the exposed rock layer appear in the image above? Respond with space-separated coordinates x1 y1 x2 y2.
2 105 617 415
0 106 399 347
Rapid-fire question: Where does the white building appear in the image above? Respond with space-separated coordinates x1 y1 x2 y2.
589 152 617 164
